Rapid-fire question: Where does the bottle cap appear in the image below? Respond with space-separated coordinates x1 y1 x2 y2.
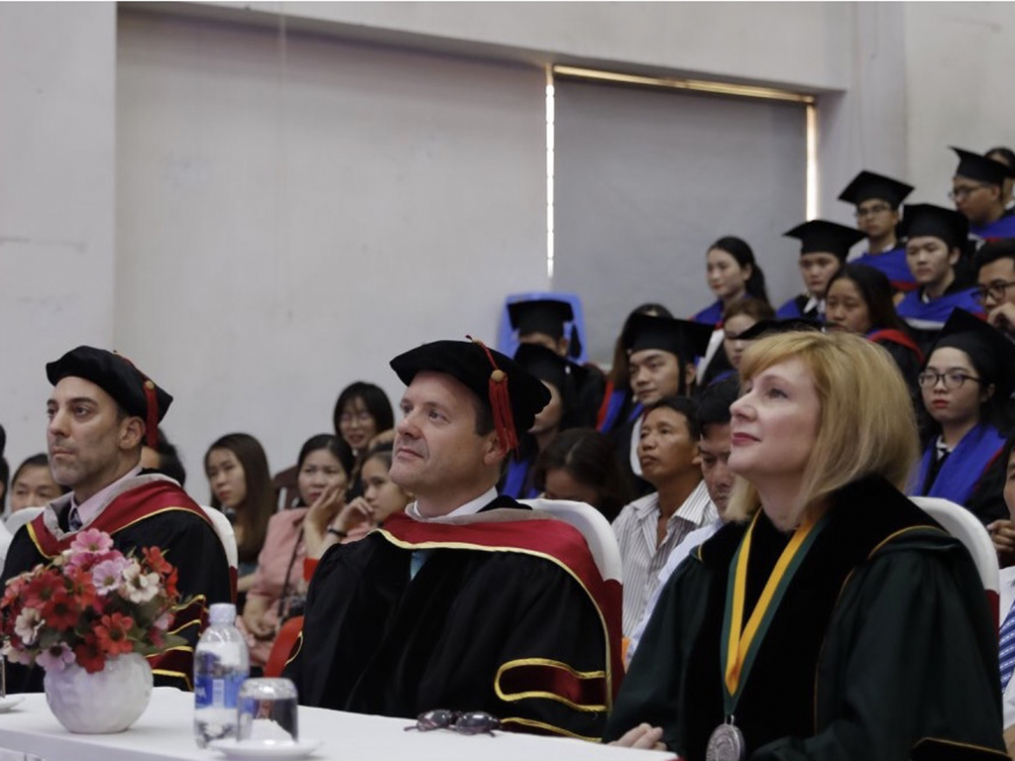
209 602 237 626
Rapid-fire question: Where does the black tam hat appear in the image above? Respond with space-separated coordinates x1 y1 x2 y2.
930 309 1015 399
897 204 969 251
838 170 914 209
513 343 569 395
46 346 173 448
623 314 713 360
390 338 551 453
783 220 866 260
951 146 1011 187
738 318 824 342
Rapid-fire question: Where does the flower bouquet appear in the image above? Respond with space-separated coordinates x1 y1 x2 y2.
0 529 190 733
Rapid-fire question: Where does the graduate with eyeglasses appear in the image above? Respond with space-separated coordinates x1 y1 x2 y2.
838 170 916 292
951 147 1015 241
909 309 1015 525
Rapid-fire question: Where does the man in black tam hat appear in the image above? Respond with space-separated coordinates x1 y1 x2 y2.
0 346 232 693
285 338 623 739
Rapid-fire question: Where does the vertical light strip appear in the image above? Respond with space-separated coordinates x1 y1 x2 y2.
545 67 555 283
805 102 819 220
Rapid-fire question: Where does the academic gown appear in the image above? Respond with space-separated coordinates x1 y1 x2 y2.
283 497 622 741
911 422 1008 525
896 284 983 355
866 327 923 401
775 295 820 320
571 361 608 430
0 477 233 693
693 300 724 326
972 215 1015 241
851 246 917 292
604 475 1006 760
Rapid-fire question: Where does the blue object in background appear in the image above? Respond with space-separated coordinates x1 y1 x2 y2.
497 292 589 364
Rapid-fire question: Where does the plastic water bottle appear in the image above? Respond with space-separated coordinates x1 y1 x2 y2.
194 602 249 748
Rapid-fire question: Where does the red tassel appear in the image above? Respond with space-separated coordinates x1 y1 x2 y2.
143 380 158 448
468 336 519 454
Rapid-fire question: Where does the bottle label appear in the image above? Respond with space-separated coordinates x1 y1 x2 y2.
195 673 245 710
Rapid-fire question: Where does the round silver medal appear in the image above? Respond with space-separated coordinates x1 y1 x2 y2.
705 721 746 761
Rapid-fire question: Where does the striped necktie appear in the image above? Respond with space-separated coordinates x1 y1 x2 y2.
999 600 1015 690
67 506 83 532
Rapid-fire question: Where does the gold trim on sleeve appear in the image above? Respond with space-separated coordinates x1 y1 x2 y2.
495 658 607 712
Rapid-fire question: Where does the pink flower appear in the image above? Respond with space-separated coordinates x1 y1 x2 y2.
13 607 43 645
2 641 34 665
36 642 76 672
91 557 129 595
69 529 114 555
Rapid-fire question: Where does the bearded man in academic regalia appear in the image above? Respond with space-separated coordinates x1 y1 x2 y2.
0 346 232 693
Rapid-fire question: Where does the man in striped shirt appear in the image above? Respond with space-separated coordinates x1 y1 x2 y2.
611 396 717 637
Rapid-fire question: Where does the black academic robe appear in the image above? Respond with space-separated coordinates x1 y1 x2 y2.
1 476 233 693
284 495 622 741
604 475 1006 760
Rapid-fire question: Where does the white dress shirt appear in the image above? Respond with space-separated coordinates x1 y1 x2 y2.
406 487 498 522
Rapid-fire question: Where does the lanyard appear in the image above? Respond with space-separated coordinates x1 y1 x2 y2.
720 509 829 715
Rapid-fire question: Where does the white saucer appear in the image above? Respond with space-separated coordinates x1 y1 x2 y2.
0 697 24 713
208 739 322 760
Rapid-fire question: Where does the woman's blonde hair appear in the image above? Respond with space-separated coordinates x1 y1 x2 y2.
725 330 919 523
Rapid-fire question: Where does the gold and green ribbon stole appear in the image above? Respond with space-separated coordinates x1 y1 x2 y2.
720 510 829 716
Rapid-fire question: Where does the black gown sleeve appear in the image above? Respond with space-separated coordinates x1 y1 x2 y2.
966 451 1009 526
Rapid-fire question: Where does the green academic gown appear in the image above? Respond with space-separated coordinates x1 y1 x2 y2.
604 474 1006 761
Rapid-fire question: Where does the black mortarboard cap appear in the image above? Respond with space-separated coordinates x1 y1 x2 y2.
46 346 173 448
783 220 866 260
951 146 1011 186
838 170 914 209
930 309 1015 399
737 318 824 342
897 204 969 250
513 343 569 395
623 314 713 359
507 299 574 341
390 338 551 453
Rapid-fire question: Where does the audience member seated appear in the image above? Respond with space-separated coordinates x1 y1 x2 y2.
606 330 1005 759
1 346 232 692
693 236 771 326
140 428 187 487
975 239 1015 340
205 433 276 595
995 435 1015 757
5 453 66 518
530 428 632 522
951 146 1015 240
626 377 740 665
712 297 776 383
612 396 717 638
238 434 355 670
597 303 673 437
897 203 982 353
609 313 712 497
332 381 395 490
776 220 865 320
826 263 923 397
838 169 917 292
509 298 606 429
988 146 1015 214
285 338 622 740
500 343 577 499
910 309 1014 525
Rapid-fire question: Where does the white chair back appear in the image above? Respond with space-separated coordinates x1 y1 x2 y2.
4 506 44 538
199 505 239 572
520 498 622 584
910 496 1000 625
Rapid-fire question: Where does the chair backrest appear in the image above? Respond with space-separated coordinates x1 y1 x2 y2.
4 506 44 537
199 505 239 602
497 292 589 364
910 496 1000 627
520 498 622 584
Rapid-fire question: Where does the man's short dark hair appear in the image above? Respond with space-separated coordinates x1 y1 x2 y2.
976 239 1015 275
696 378 740 438
644 396 700 440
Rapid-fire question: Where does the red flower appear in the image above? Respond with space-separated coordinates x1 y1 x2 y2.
65 567 99 613
73 634 106 674
23 569 64 609
164 568 179 600
142 546 172 577
42 590 80 631
94 613 134 656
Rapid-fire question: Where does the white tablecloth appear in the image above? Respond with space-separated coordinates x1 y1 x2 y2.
0 688 676 761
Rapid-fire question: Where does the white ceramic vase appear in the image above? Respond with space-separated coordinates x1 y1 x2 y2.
43 652 153 733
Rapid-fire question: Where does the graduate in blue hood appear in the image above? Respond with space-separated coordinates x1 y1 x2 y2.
911 308 1015 524
896 203 983 353
839 170 916 292
776 220 865 320
951 146 1015 240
